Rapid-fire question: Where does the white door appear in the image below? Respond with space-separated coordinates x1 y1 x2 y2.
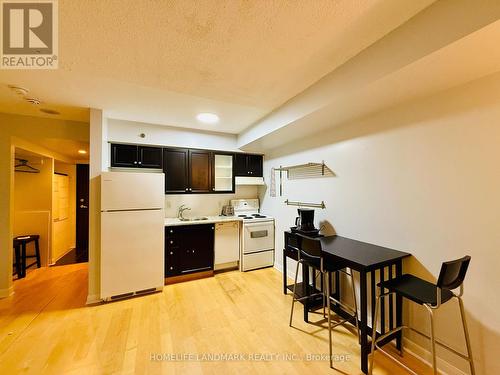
101 209 164 299
101 172 164 211
243 221 275 254
214 221 240 265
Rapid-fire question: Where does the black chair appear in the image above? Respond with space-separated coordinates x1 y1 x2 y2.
289 234 360 368
13 235 41 279
369 256 475 375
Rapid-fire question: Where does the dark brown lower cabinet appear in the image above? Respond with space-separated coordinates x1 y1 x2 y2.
165 224 215 277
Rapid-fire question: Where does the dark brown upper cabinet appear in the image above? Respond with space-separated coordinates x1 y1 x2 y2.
163 148 212 193
163 148 189 193
189 149 212 193
138 146 163 168
111 143 137 168
234 153 263 177
111 143 163 169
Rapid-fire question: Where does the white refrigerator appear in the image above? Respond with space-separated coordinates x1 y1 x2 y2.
100 171 165 300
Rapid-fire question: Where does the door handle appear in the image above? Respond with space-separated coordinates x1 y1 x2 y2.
80 205 88 209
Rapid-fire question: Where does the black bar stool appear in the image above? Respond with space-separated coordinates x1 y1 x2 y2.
369 256 475 375
289 234 360 369
13 235 41 279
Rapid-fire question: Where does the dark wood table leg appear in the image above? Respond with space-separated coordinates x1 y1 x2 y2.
21 243 27 278
14 244 22 278
396 260 403 351
360 270 368 374
334 270 341 301
34 238 41 268
283 249 288 294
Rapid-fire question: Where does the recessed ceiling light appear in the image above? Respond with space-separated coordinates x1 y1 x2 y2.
40 108 60 115
196 112 219 124
78 150 87 155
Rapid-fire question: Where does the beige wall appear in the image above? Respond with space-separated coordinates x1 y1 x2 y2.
13 154 53 267
0 135 14 297
261 73 500 375
0 112 88 297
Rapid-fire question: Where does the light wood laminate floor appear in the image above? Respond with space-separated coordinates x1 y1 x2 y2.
0 263 433 374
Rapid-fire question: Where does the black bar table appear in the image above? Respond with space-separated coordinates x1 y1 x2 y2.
319 235 410 374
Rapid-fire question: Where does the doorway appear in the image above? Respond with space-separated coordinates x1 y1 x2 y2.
54 164 89 265
76 164 89 261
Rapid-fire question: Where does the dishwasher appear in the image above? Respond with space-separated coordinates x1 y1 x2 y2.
214 221 240 270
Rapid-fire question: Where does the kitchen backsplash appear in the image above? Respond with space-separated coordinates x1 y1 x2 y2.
164 186 259 217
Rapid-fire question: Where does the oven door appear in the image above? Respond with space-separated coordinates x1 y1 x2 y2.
243 221 275 254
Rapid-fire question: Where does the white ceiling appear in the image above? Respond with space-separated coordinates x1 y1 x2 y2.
238 1 500 151
0 0 435 133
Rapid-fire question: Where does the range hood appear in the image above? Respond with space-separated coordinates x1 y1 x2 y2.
235 176 266 186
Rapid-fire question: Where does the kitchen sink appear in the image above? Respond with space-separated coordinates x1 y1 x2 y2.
179 217 209 221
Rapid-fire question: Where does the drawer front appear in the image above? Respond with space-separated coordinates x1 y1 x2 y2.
243 222 274 254
242 250 274 271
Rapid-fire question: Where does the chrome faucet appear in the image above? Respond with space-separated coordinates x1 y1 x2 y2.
178 204 191 220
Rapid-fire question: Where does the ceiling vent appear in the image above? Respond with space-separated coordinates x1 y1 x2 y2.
40 108 60 115
25 97 41 105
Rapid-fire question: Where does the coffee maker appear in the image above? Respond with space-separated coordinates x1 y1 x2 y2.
293 208 320 236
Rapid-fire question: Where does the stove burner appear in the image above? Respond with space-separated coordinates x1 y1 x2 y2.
244 216 254 219
238 215 248 217
253 215 266 218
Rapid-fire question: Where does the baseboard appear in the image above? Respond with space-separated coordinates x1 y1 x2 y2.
165 270 213 285
402 337 467 375
86 293 101 305
0 285 14 298
50 247 75 265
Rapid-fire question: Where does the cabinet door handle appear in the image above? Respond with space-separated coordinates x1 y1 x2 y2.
138 161 142 165
169 251 173 255
170 266 173 270
170 240 173 244
133 161 138 165
185 188 188 191
192 250 195 253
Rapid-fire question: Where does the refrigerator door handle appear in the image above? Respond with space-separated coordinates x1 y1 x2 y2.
101 208 163 213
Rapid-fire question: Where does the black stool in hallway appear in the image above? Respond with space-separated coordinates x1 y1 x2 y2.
13 235 41 279
369 256 475 375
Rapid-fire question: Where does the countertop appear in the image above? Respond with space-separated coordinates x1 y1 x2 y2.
164 216 242 227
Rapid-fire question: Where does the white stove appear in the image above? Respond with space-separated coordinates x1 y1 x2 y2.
231 199 275 271
237 213 272 223
231 199 274 222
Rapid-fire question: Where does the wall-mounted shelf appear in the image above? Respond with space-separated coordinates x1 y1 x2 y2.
274 161 335 179
270 161 335 197
284 199 326 209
